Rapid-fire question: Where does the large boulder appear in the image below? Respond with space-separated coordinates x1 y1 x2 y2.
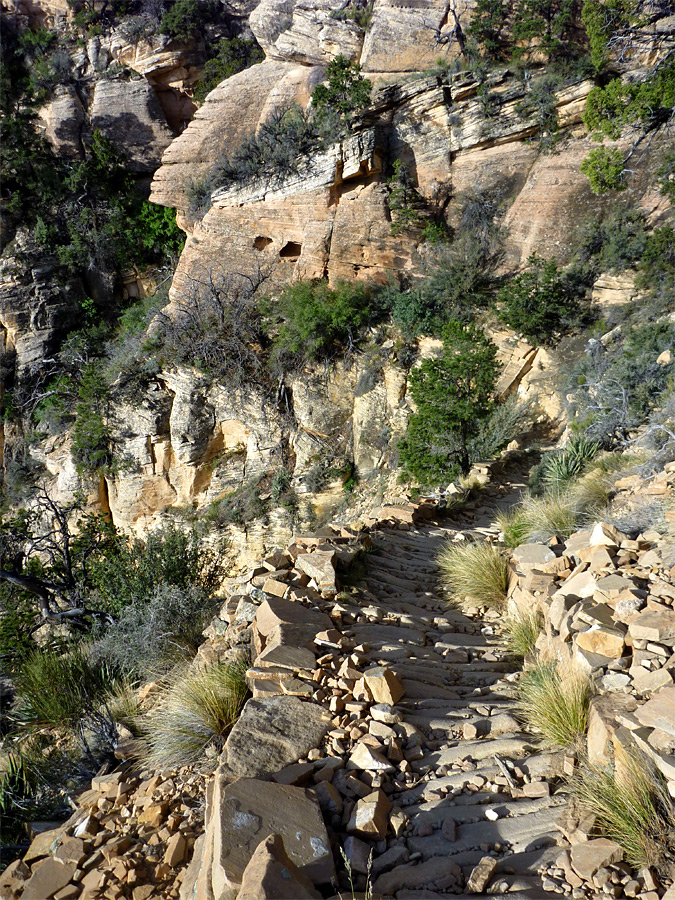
237 834 322 900
224 696 330 777
212 775 334 900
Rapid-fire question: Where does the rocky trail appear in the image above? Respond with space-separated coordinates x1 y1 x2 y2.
345 467 569 898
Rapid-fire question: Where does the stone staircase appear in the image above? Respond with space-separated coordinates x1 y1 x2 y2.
345 521 565 899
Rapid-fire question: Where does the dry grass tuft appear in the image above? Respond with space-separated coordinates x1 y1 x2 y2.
437 540 510 608
517 660 592 748
503 609 543 660
142 658 249 769
572 750 675 872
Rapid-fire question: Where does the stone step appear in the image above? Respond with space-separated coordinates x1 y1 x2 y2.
415 736 538 769
406 805 561 860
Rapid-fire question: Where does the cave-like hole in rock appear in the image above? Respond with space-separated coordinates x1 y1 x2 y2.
279 241 302 259
254 236 273 251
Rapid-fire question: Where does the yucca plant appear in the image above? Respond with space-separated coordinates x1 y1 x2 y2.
142 658 249 769
13 648 118 733
517 661 592 748
542 434 601 491
503 609 543 660
437 540 510 608
572 751 675 872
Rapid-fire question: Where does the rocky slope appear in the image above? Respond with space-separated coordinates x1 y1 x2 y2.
4 453 675 900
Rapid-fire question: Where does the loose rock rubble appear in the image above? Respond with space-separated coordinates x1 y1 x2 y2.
2 457 674 900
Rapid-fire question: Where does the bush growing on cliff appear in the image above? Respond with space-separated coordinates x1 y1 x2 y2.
398 320 500 482
194 37 264 103
499 254 588 345
159 0 219 41
268 279 386 368
312 55 371 121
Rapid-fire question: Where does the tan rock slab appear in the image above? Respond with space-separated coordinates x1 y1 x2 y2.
255 644 316 671
0 859 30 900
569 838 623 880
629 608 675 642
556 569 597 600
348 742 395 772
296 552 337 593
21 858 76 900
575 625 625 658
23 827 62 864
373 856 462 895
212 775 333 900
255 597 331 638
512 543 556 573
347 789 392 839
467 855 498 893
237 834 321 900
634 686 675 737
225 696 330 778
164 832 187 867
586 694 638 766
589 523 625 549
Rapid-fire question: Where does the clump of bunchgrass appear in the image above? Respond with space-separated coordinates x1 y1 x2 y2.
517 660 592 748
142 658 249 769
572 751 675 872
497 507 532 548
13 648 118 733
437 540 510 608
503 609 543 660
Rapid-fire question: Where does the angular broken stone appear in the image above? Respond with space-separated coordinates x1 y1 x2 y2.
569 838 623 881
629 608 675 643
466 855 498 893
255 597 331 638
296 552 337 593
254 644 317 671
237 834 321 900
347 789 392 839
212 775 333 900
225 696 330 778
575 625 625 658
370 703 402 724
589 523 625 549
363 666 404 704
348 742 395 772
634 686 675 737
512 543 556 573
21 858 76 900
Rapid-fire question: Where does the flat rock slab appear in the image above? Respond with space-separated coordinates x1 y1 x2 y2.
629 608 675 642
569 838 623 880
634 686 675 737
212 776 333 900
225 696 330 777
373 855 463 895
255 597 332 638
351 624 427 646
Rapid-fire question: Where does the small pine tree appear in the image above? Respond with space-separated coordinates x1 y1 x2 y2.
311 55 371 120
399 320 500 481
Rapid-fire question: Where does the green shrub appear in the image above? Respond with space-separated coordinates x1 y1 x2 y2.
269 279 385 368
71 363 113 474
497 507 535 548
214 102 328 191
0 754 32 843
499 254 586 345
311 55 371 120
572 751 675 872
515 74 560 151
517 661 592 747
511 0 578 59
89 524 223 616
142 659 249 768
193 37 264 103
580 146 626 194
160 0 218 41
573 207 647 280
437 540 510 608
207 478 267 526
387 159 424 234
12 648 116 733
399 320 500 482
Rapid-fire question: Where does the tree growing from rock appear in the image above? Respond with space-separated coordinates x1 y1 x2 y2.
398 320 500 481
